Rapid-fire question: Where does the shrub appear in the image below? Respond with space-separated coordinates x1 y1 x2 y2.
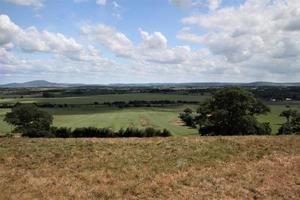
51 127 72 138
46 127 171 138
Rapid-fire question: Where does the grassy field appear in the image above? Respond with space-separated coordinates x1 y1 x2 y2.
257 104 300 133
0 136 299 199
1 103 299 135
0 93 300 135
0 93 209 104
0 105 198 135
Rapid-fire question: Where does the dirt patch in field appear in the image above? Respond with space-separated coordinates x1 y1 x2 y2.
173 118 185 126
140 116 151 127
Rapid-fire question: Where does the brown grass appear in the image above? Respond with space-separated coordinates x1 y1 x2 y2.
0 136 299 199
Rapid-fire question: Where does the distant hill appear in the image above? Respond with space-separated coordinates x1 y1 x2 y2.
0 80 300 88
0 80 84 88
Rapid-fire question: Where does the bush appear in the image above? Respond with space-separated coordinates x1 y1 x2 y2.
179 113 195 127
44 126 172 138
51 127 72 138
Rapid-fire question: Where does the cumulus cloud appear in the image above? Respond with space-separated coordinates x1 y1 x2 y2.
3 0 43 8
2 0 300 83
81 23 201 64
181 0 300 68
81 24 134 57
0 14 115 81
0 15 84 58
208 0 222 11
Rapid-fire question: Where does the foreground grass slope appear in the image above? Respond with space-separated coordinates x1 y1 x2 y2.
0 136 299 199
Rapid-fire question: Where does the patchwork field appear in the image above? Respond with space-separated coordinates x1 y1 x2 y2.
0 93 209 104
0 136 299 199
0 93 300 135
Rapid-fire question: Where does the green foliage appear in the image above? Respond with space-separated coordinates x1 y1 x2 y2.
179 112 195 127
51 127 72 138
179 107 196 127
49 127 171 138
195 88 271 135
4 103 53 137
278 110 300 134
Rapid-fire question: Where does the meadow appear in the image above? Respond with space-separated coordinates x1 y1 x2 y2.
0 93 300 135
0 136 299 199
0 93 208 104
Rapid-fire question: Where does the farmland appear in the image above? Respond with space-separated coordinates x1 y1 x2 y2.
0 93 209 104
0 92 300 135
0 136 299 199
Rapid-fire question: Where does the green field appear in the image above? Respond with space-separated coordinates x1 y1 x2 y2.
0 93 209 104
1 93 300 135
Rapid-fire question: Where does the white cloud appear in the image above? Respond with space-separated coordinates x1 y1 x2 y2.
176 27 203 43
139 29 168 49
0 14 115 81
81 24 134 57
96 0 106 6
3 0 43 8
2 0 300 83
0 15 83 57
81 23 198 64
181 0 300 68
208 0 222 11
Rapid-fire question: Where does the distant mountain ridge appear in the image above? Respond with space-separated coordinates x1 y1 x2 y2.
0 80 300 88
0 80 84 88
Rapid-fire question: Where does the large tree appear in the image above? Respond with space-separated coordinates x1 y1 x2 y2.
278 109 300 135
4 103 53 137
195 88 271 135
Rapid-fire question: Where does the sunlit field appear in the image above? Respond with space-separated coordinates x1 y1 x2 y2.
1 93 300 135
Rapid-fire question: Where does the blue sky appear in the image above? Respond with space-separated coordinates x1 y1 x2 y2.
0 0 299 84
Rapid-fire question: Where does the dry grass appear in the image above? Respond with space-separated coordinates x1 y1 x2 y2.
0 136 299 199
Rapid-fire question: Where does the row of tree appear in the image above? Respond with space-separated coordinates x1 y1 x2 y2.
50 127 171 138
4 104 171 138
179 88 299 135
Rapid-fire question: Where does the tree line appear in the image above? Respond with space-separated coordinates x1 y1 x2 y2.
0 100 200 109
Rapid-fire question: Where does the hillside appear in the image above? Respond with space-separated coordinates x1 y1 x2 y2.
0 136 299 199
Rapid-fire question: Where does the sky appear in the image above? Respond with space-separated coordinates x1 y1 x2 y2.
0 0 299 84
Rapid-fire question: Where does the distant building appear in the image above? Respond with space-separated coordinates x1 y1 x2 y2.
285 98 292 101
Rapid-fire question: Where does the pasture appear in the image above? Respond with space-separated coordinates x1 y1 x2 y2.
0 93 300 135
0 136 299 199
0 93 209 104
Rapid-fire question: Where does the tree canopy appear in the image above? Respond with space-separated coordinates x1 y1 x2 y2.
278 109 300 135
193 88 271 135
4 103 53 137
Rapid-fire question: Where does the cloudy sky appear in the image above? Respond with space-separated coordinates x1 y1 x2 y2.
0 0 299 84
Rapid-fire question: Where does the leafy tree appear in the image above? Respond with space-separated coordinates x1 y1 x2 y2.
179 107 196 127
195 88 271 135
183 107 193 114
4 104 53 137
280 109 297 124
278 110 300 135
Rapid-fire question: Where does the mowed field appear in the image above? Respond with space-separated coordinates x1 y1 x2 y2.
0 93 300 135
0 136 299 199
